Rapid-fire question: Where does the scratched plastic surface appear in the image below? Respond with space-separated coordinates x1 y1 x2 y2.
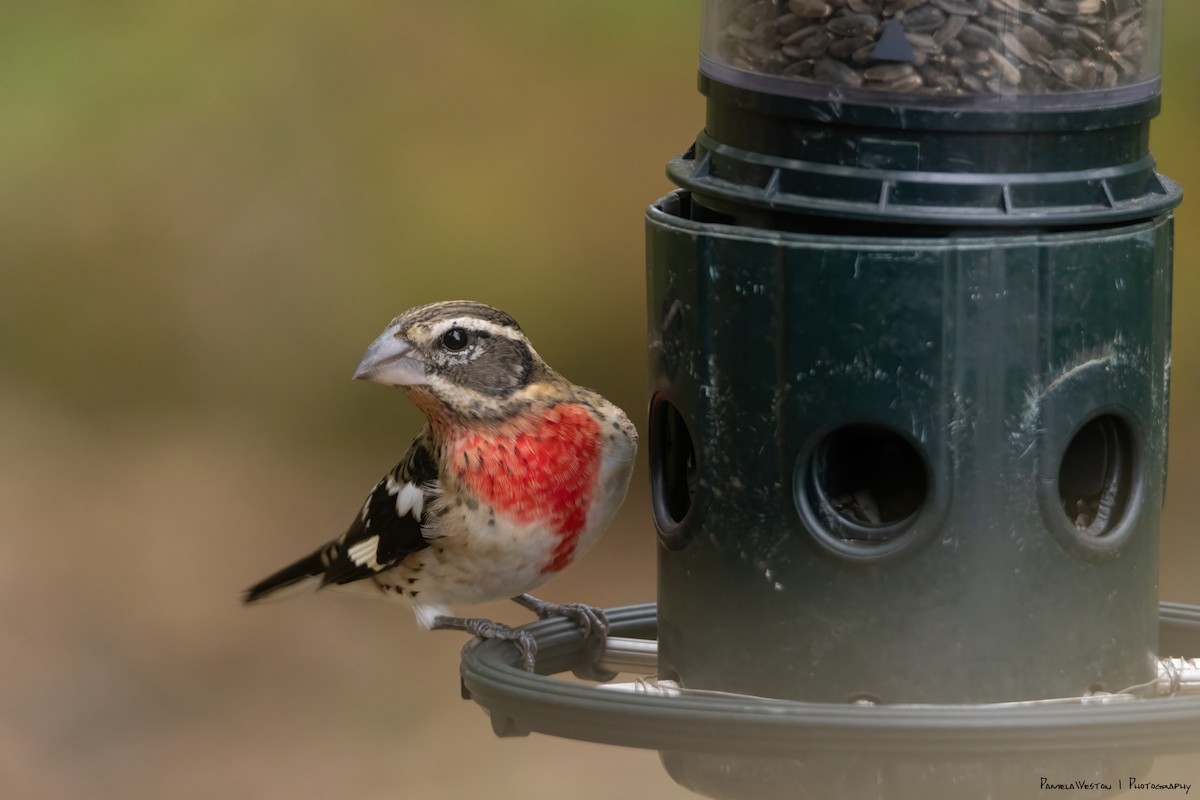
648 188 1172 706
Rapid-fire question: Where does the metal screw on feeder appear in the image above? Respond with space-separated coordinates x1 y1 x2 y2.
459 1 1200 798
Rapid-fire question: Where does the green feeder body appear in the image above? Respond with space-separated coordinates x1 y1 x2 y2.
649 0 1180 723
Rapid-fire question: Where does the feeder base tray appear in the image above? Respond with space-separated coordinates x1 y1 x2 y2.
460 603 1200 800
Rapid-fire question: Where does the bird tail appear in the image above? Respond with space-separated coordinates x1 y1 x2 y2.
243 549 326 604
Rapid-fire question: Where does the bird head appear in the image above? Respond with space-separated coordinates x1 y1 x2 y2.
354 301 559 426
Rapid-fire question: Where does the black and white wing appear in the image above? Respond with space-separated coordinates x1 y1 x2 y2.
243 430 441 603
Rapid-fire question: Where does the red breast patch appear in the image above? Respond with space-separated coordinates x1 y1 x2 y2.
451 403 602 574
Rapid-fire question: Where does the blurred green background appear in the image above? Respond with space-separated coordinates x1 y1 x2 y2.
2 2 1198 798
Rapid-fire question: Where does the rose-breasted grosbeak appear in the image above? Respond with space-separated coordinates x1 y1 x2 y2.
244 301 638 671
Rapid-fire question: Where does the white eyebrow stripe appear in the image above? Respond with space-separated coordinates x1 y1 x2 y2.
427 317 525 342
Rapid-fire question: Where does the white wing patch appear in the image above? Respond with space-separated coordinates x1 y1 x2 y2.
347 536 383 570
384 474 425 519
395 482 425 519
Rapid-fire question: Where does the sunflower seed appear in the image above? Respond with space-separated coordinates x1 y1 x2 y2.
828 13 882 36
738 0 779 27
1112 21 1141 51
1016 25 1054 56
932 0 987 15
814 56 866 85
963 46 991 64
784 32 834 58
726 23 758 42
829 34 877 57
774 13 808 36
1048 57 1084 83
783 58 818 76
847 0 883 13
788 0 834 18
934 14 968 45
713 0 1147 96
959 23 1000 48
906 32 942 53
990 48 1022 83
1000 32 1036 65
884 0 928 14
782 23 828 45
1044 0 1097 13
864 62 919 80
879 73 925 89
902 5 948 32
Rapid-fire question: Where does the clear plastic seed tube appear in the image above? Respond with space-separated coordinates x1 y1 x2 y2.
700 0 1161 107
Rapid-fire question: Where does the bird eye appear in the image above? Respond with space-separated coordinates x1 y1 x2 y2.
440 327 469 351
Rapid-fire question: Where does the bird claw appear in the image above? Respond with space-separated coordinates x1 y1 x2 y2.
508 595 614 680
436 615 538 672
537 601 610 640
544 604 617 683
513 594 610 641
467 620 538 672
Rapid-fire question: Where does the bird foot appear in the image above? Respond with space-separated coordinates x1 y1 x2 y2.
511 594 614 681
512 594 610 643
432 615 537 672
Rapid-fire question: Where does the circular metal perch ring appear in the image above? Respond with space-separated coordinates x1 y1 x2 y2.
460 602 1200 756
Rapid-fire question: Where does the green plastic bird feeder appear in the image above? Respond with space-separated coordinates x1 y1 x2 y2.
461 2 1200 798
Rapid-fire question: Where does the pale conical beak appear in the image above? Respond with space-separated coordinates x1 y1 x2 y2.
353 324 429 386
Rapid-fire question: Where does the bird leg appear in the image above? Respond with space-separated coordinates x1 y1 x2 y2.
511 594 610 641
431 615 537 672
